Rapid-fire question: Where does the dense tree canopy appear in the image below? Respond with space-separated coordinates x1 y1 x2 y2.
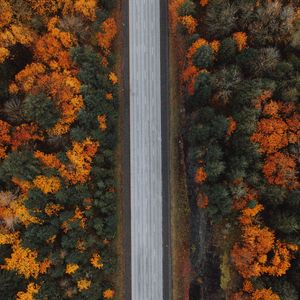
172 0 300 298
0 0 119 299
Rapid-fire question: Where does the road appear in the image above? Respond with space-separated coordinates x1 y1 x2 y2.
129 0 164 299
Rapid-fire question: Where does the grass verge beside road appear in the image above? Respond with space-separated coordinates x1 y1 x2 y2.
170 30 191 300
111 1 126 298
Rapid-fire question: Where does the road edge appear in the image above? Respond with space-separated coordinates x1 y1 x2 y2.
122 0 131 298
161 1 172 300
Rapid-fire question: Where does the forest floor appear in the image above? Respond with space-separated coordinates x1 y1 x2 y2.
170 30 191 300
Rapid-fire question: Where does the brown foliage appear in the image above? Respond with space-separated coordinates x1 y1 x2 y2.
263 152 299 190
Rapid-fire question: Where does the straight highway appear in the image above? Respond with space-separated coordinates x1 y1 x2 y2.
129 0 165 299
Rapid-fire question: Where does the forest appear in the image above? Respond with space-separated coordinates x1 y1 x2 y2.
0 0 119 299
170 0 300 299
0 0 299 299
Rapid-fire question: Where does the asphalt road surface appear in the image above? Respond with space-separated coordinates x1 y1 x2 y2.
129 0 164 299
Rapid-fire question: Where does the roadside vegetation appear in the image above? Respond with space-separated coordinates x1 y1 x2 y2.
170 0 300 299
0 0 119 299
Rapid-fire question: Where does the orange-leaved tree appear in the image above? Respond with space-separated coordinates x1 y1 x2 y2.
9 20 85 136
231 190 298 298
251 92 299 190
98 18 117 55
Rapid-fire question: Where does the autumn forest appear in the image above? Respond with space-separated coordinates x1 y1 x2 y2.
170 0 300 299
0 0 118 299
0 0 299 299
